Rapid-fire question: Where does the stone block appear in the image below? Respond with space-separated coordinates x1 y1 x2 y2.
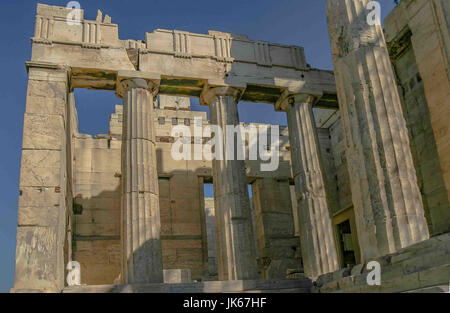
337 276 355 290
22 114 65 150
20 150 62 187
261 213 295 237
381 262 405 281
418 264 450 288
25 96 66 117
74 248 110 265
171 223 201 236
75 208 120 225
28 67 67 82
72 238 121 286
91 149 121 172
163 269 192 283
381 272 421 293
350 263 364 276
18 186 61 207
316 272 334 287
75 172 120 187
18 206 60 226
37 3 84 19
74 197 120 211
333 267 351 280
402 250 450 275
14 226 63 292
75 222 119 236
84 263 120 286
27 80 67 99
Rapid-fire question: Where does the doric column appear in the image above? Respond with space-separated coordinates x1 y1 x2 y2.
326 0 429 261
117 76 163 284
283 94 339 279
201 87 259 280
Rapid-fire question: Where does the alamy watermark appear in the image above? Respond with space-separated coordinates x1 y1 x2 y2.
366 1 381 26
66 261 81 286
66 1 82 25
366 260 381 286
170 117 280 172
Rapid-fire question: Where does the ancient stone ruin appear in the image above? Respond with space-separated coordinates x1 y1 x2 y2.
13 1 450 293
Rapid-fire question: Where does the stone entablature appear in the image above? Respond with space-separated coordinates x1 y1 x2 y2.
31 4 338 107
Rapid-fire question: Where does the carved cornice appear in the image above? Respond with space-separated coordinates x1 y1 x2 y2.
31 38 53 45
25 61 71 73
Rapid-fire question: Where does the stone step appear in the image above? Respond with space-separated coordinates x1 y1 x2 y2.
63 278 312 293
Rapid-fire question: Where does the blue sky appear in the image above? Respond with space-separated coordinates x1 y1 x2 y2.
0 0 396 292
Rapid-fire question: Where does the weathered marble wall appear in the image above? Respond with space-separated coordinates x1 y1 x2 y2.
158 173 206 281
317 128 341 216
328 118 353 212
251 178 301 279
14 66 72 292
384 0 450 235
72 105 123 285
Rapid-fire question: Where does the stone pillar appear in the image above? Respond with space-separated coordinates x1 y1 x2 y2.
117 77 163 284
326 0 429 261
283 94 339 279
13 64 70 292
201 87 259 280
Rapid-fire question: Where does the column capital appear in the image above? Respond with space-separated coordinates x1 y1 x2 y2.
279 93 316 112
116 70 160 98
200 86 243 106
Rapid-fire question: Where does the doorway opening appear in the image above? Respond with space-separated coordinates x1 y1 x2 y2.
203 183 217 280
333 207 360 268
336 219 357 268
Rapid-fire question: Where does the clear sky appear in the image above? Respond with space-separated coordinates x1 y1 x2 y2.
0 0 397 292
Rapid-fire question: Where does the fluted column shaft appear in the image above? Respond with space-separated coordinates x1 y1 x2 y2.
326 0 429 261
285 95 339 279
202 87 259 280
119 78 163 284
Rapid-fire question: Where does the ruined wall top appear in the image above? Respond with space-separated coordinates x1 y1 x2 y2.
30 3 338 108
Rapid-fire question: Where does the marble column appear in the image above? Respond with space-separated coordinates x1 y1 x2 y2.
118 78 163 284
202 87 259 280
326 0 429 261
283 94 339 279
